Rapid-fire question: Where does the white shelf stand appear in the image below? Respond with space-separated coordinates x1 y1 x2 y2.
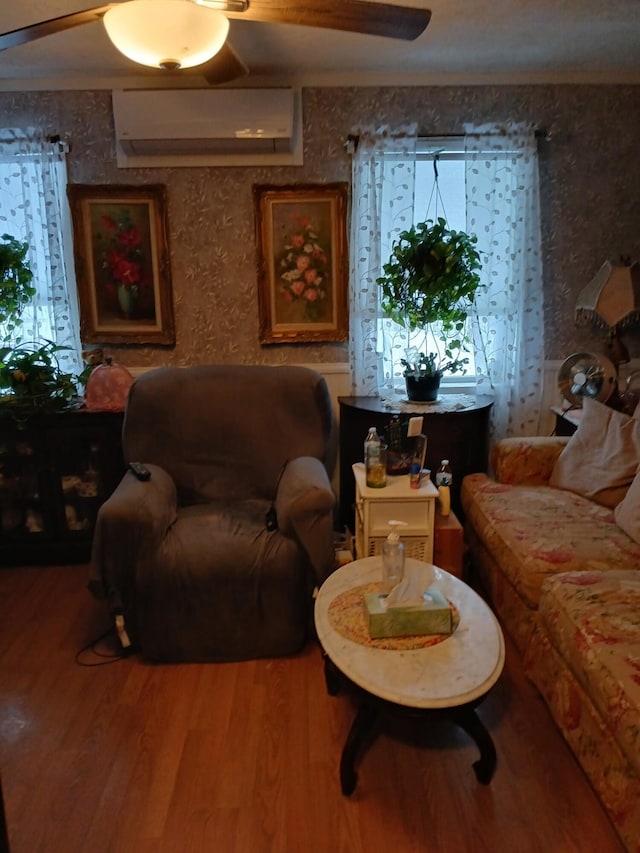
352 462 437 562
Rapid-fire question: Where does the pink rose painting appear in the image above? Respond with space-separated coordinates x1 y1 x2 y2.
255 183 348 344
274 206 332 324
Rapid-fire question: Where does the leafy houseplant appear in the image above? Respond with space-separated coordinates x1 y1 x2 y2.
0 233 79 415
377 217 482 400
0 341 78 411
400 350 468 402
0 233 36 336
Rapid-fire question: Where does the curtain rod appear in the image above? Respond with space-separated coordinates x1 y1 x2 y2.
345 128 551 152
420 130 551 140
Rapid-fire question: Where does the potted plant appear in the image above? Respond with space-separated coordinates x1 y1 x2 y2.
377 217 482 401
400 349 470 403
0 233 79 414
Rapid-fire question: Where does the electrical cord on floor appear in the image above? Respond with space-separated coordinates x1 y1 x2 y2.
74 626 136 666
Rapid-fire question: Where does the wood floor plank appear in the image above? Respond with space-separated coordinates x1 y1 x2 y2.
0 563 625 853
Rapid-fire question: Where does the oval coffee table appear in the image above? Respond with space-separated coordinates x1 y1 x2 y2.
314 556 505 795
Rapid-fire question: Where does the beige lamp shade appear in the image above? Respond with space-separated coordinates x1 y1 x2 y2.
103 0 230 70
575 260 640 330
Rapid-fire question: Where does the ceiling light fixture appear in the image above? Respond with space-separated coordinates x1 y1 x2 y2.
103 0 230 71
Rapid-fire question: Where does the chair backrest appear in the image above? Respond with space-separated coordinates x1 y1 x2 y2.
122 364 334 504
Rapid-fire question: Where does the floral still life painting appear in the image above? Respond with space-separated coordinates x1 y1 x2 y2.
67 184 175 345
277 215 330 323
254 183 348 344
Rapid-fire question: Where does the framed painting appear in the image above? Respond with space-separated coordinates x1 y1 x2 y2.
67 184 175 344
254 183 349 344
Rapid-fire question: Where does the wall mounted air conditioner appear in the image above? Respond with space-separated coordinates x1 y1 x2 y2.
112 87 303 167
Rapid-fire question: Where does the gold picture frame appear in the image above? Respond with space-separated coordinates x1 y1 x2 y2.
254 183 349 344
67 184 175 345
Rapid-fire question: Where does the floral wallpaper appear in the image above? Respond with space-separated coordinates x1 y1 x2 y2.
0 85 639 371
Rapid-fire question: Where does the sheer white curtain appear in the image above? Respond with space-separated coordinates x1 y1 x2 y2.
349 123 545 437
465 122 545 438
0 127 83 376
348 125 417 396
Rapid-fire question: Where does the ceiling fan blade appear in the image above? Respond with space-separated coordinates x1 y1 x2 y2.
225 0 431 41
0 6 118 51
200 41 249 85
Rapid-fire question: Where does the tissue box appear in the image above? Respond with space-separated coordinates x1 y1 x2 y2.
364 588 452 639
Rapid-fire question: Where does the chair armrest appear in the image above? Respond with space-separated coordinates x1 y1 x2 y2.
88 463 177 611
275 456 336 584
491 436 570 486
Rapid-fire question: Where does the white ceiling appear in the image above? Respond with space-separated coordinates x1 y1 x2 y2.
1 0 639 91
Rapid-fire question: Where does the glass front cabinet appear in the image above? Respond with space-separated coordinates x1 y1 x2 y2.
0 410 124 565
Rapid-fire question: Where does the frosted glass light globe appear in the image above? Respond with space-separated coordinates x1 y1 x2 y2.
103 0 230 70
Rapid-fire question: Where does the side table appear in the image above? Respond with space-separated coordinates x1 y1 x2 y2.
353 462 437 562
550 405 581 436
338 395 493 529
433 508 464 578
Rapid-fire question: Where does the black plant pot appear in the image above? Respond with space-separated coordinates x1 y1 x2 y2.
405 373 441 402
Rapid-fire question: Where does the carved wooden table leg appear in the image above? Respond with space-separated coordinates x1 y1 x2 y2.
447 702 497 784
340 701 378 796
322 652 343 696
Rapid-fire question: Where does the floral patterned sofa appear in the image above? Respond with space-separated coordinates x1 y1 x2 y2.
461 408 640 852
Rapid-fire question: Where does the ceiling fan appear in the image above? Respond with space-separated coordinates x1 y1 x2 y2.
0 0 432 86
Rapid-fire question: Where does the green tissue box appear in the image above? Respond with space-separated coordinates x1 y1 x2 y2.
364 588 452 639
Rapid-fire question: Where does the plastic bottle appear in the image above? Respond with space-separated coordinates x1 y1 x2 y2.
364 426 379 462
436 459 453 516
364 427 386 488
382 520 407 593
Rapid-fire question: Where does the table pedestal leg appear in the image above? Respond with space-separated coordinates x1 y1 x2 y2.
447 703 497 783
340 701 378 796
323 652 342 696
337 696 497 794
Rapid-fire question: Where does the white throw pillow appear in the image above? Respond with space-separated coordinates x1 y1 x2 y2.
550 398 640 508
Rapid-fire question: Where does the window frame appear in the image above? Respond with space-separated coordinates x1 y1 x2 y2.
379 135 477 394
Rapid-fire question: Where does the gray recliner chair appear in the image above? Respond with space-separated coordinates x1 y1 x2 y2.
88 364 336 662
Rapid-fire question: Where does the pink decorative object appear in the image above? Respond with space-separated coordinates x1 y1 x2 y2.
85 358 134 412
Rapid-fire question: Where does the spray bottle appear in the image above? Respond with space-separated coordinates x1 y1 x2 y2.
382 520 408 593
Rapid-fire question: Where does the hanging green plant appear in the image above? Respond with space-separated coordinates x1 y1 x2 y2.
0 233 36 336
378 217 481 334
376 215 483 401
377 216 482 389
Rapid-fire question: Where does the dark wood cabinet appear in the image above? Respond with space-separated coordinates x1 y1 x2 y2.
0 409 124 565
338 395 492 530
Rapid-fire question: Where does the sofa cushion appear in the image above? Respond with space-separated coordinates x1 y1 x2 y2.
535 570 640 779
549 398 640 508
491 436 569 486
615 470 640 544
461 473 640 610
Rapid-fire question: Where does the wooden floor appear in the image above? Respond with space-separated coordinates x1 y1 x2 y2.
0 563 625 853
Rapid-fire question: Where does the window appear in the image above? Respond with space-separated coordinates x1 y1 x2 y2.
378 137 476 387
0 129 82 377
350 122 544 436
